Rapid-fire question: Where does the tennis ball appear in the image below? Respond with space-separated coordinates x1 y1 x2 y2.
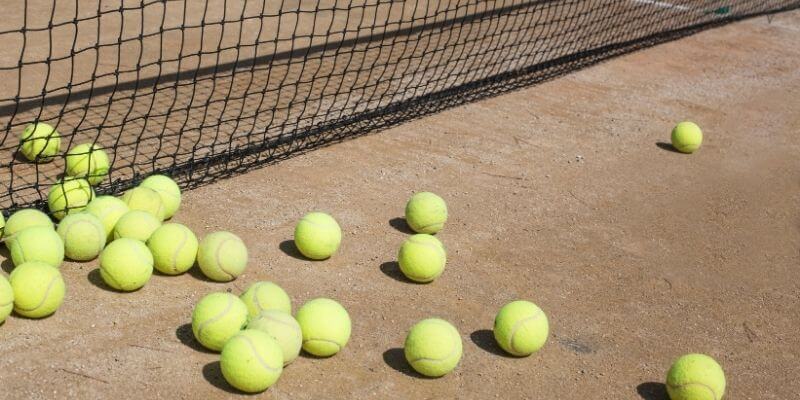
47 177 95 220
0 275 13 324
113 210 161 242
404 318 463 377
65 143 111 185
85 195 130 242
295 298 351 357
405 192 448 234
147 223 198 275
493 300 549 356
671 121 703 154
221 329 284 393
19 122 60 163
3 209 53 239
248 310 302 365
240 281 292 319
56 212 106 261
293 212 341 260
398 234 446 283
197 231 248 282
666 354 726 400
140 175 181 219
192 292 248 352
9 261 66 318
0 213 4 241
7 226 64 268
98 238 153 291
121 186 165 221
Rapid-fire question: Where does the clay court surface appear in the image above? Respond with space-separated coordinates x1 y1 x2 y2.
0 7 799 400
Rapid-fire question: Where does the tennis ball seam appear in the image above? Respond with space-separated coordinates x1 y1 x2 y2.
260 313 302 335
252 283 272 314
213 237 238 280
167 228 190 274
100 268 123 289
15 274 59 313
666 381 719 400
406 236 445 254
62 219 104 256
507 311 544 356
232 334 281 373
196 295 235 339
413 221 444 232
407 320 460 364
299 217 338 229
303 338 343 351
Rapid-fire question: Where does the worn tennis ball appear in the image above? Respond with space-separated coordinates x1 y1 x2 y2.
121 186 165 221
248 310 302 365
113 210 161 242
404 318 463 377
7 226 64 268
140 175 181 219
493 300 549 356
3 209 54 240
295 298 351 357
147 223 198 275
398 234 446 283
197 231 248 282
19 122 61 163
192 292 248 352
666 354 726 400
9 261 66 318
293 212 341 260
47 177 95 220
671 121 703 154
240 281 292 319
405 192 448 234
98 238 153 291
85 195 130 242
56 212 106 261
221 329 284 393
65 143 111 185
0 275 13 324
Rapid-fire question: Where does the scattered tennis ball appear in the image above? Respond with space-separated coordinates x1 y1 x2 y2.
248 310 302 365
98 238 153 291
671 121 703 154
398 234 446 283
192 292 248 352
19 122 60 163
293 212 342 260
405 192 448 234
147 223 198 275
666 353 726 400
56 212 106 261
7 226 64 268
47 177 95 220
140 175 181 219
9 261 65 318
85 195 130 242
240 281 292 319
493 300 549 356
404 318 463 377
0 275 13 324
221 329 284 393
3 208 53 239
196 231 248 282
65 143 110 185
121 186 165 220
113 210 161 242
295 298 351 357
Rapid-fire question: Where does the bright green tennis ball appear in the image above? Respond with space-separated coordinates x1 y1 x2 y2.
248 310 302 365
671 121 703 154
0 275 13 324
56 212 106 261
113 210 161 242
405 192 448 234
19 122 60 163
293 212 342 260
121 186 165 221
147 223 198 275
404 318 463 377
398 234 446 283
47 177 95 220
221 329 284 393
197 231 248 282
493 300 549 356
98 238 153 291
85 195 130 242
240 281 292 319
140 175 181 219
666 353 726 400
192 292 248 352
7 226 64 268
9 261 66 318
295 298 351 357
3 209 53 239
65 143 110 185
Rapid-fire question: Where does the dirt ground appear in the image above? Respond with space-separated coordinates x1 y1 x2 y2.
0 8 798 400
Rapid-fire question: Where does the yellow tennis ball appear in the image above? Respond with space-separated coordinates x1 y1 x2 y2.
197 231 248 282
65 143 111 185
140 175 181 219
493 300 549 356
47 177 95 220
248 310 302 365
9 261 66 318
295 298 351 357
221 329 284 393
671 121 703 154
240 281 292 319
19 122 60 163
56 212 106 261
147 223 198 275
192 292 248 352
99 238 153 291
7 226 64 268
404 318 463 377
3 208 53 239
293 212 342 260
121 186 165 220
0 275 13 324
405 192 448 234
398 234 446 283
113 210 161 242
666 354 726 400
85 195 130 242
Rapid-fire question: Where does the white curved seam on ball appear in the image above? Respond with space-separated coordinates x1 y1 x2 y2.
507 311 542 356
169 228 189 273
303 337 342 351
213 237 237 279
196 295 234 338
406 237 446 259
235 335 281 372
413 220 444 232
16 275 58 312
666 381 719 400
102 268 123 289
299 217 337 229
253 282 268 314
261 314 302 335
